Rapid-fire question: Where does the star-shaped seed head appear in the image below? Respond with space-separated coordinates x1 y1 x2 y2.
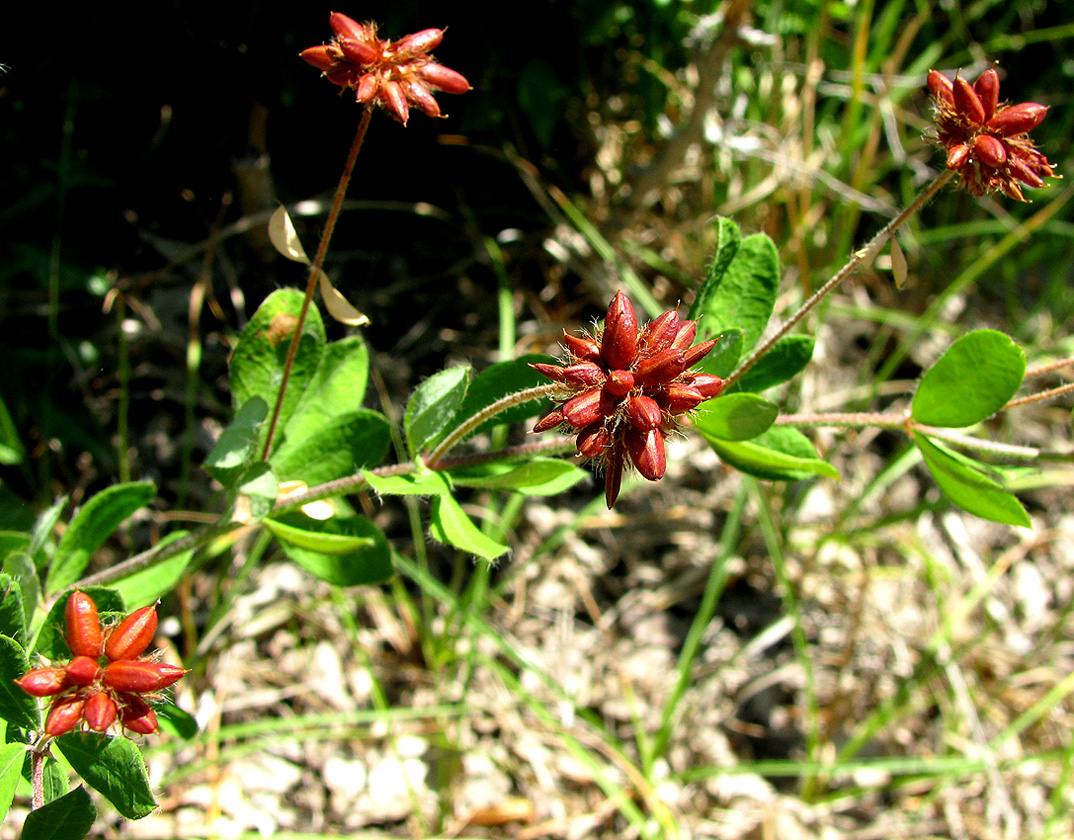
531 291 724 508
928 66 1056 201
15 591 188 737
300 12 471 125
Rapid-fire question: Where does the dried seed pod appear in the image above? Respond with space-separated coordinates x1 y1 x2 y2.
973 134 1007 168
355 74 379 103
337 36 378 66
329 13 373 44
45 695 85 737
381 80 410 124
973 67 1000 121
117 694 158 735
576 423 612 458
638 310 681 355
15 668 71 697
603 440 625 508
668 320 698 352
634 348 686 386
687 373 725 398
987 103 1048 137
952 75 986 125
1007 156 1045 188
562 333 601 362
927 70 954 105
65 656 102 687
105 605 158 661
401 79 441 118
391 28 444 59
562 389 612 428
83 691 117 732
561 363 607 388
65 591 103 659
657 383 705 415
680 338 718 369
103 660 188 693
600 291 639 370
532 408 565 433
300 45 337 73
946 143 971 170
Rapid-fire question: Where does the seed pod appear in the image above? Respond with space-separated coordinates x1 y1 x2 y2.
15 668 70 697
603 370 635 397
946 143 970 170
562 333 601 362
103 660 188 693
1007 156 1045 188
634 348 686 386
681 338 718 369
300 45 336 73
576 423 612 458
65 591 102 659
329 12 373 44
600 291 639 370
687 373 725 399
657 383 705 415
105 605 159 661
417 63 471 94
381 80 410 125
45 695 85 737
83 691 117 732
355 74 379 103
668 320 698 352
927 70 954 106
625 395 663 431
625 427 667 481
65 656 102 687
117 694 158 735
973 134 1007 168
987 103 1048 137
325 66 358 88
603 441 625 508
532 408 565 433
561 362 607 387
639 310 681 355
973 67 1000 121
392 28 444 59
952 75 986 125
402 80 441 118
562 389 612 428
337 36 378 66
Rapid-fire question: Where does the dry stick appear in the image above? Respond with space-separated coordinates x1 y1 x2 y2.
723 168 956 389
260 106 374 460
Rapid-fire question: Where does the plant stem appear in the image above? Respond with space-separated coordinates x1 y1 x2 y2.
724 168 955 389
261 106 374 460
31 747 44 810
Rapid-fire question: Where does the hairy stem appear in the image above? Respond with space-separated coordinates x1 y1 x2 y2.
724 168 955 389
261 107 374 459
31 747 44 810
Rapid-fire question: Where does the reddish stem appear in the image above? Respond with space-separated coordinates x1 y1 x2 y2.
261 106 374 460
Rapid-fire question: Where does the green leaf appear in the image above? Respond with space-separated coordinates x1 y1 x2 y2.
0 391 24 465
109 532 193 609
429 495 509 561
404 367 471 457
694 329 743 379
29 496 67 559
265 514 392 586
21 784 96 840
912 329 1025 428
733 335 814 393
0 634 38 730
233 463 279 525
450 459 588 496
45 482 157 596
689 217 742 320
230 288 326 452
56 733 157 819
204 397 268 488
285 336 371 431
693 394 778 441
364 470 452 497
155 703 199 740
271 409 391 485
0 533 29 565
3 552 38 636
702 426 839 481
914 434 1031 527
448 354 557 440
34 588 125 662
689 231 780 352
0 574 25 644
0 743 26 824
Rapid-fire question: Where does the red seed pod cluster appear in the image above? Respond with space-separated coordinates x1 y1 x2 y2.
300 12 470 125
531 291 724 508
14 591 188 738
927 65 1055 201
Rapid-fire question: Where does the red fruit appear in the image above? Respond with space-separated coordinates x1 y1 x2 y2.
45 695 85 737
65 591 103 659
355 74 379 103
639 310 681 355
634 348 686 387
65 656 102 687
562 333 601 362
532 408 565 433
973 134 1007 168
382 80 410 124
15 668 70 697
603 370 635 397
681 338 718 368
83 692 117 732
561 363 607 387
117 694 158 735
625 395 662 431
329 12 372 44
105 605 158 662
946 143 970 170
416 63 471 94
657 383 705 415
668 320 698 352
625 427 667 481
688 373 725 398
973 67 1000 121
392 28 444 59
987 103 1048 137
600 291 639 370
300 45 336 73
576 423 612 458
952 75 986 125
927 70 954 105
402 80 441 118
103 661 188 693
562 389 613 428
